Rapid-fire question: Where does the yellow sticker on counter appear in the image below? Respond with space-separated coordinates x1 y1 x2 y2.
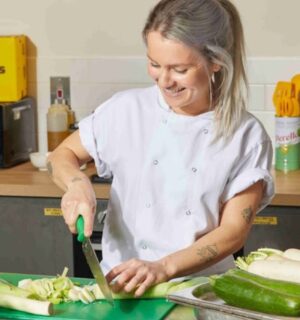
44 208 62 216
253 216 277 225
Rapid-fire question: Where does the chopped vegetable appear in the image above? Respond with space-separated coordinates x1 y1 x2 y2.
247 260 300 283
12 267 203 305
265 254 287 261
235 247 283 268
18 267 74 304
235 247 300 283
0 267 203 315
283 248 300 261
0 293 53 316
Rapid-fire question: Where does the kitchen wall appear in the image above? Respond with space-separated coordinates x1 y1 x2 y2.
1 0 299 153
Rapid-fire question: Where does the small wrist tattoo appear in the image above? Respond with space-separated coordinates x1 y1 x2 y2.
46 161 53 176
197 244 218 263
71 177 83 183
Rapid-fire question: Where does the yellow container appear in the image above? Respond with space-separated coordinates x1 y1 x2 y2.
0 35 27 102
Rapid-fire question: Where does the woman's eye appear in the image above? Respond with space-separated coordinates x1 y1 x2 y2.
174 68 187 74
150 62 160 68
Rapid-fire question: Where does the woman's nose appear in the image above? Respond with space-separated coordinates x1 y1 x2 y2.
157 69 174 88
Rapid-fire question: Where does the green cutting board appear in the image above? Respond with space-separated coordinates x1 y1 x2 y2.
0 273 176 320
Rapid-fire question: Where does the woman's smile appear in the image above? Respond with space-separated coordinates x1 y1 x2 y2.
163 86 186 97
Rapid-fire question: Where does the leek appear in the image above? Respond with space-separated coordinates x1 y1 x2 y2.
235 247 284 270
79 277 204 301
0 279 32 298
0 293 52 316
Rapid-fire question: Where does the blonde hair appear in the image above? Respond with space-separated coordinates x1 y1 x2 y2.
143 0 248 141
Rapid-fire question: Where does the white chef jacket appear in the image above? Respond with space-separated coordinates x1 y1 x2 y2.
79 85 274 276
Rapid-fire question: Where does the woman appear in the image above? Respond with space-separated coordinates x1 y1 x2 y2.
47 0 274 297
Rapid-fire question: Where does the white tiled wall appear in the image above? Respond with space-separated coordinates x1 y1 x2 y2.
28 56 300 154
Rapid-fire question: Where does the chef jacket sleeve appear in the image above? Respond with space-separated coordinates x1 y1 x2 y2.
221 140 274 212
78 96 116 178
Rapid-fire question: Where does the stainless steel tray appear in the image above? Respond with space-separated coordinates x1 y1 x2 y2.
167 280 300 320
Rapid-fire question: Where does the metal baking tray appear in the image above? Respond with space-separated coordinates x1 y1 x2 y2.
167 280 300 320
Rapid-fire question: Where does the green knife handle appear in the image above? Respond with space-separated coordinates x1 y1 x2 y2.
76 215 86 243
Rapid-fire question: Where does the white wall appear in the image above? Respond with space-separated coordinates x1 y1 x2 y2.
2 0 300 57
1 0 300 153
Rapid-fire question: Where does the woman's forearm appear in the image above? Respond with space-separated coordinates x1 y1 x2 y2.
159 224 244 279
46 131 96 236
47 147 87 191
47 131 92 191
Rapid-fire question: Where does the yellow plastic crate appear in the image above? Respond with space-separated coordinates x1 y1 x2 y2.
0 35 27 102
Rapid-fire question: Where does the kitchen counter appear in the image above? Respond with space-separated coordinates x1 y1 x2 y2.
0 161 110 199
0 161 300 206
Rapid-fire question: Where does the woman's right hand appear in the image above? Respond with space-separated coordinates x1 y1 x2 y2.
61 175 96 237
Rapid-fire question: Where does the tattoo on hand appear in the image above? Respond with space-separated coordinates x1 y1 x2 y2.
242 206 254 224
71 177 83 183
197 244 218 263
46 161 53 176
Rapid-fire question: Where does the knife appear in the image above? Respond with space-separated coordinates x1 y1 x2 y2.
76 215 114 307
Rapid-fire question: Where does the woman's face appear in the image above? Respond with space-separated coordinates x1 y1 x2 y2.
147 31 218 116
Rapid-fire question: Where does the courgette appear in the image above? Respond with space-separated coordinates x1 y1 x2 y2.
210 273 300 316
227 268 300 296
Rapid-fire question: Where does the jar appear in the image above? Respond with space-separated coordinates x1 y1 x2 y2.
275 117 300 172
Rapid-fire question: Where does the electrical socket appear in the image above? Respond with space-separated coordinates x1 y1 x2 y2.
50 76 70 105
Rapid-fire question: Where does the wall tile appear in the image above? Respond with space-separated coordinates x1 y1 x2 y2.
265 84 276 112
248 85 265 111
247 58 300 84
70 83 151 117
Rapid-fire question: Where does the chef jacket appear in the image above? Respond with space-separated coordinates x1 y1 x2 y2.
79 85 274 276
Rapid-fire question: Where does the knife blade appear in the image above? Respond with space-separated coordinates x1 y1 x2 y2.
76 215 114 307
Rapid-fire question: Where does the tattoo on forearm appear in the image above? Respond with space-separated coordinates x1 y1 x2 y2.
46 161 53 176
242 206 254 224
197 244 218 263
71 177 83 183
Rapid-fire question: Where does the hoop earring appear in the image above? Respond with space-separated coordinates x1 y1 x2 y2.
211 72 215 84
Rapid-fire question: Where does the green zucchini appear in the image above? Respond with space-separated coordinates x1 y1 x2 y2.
227 268 300 296
210 273 300 316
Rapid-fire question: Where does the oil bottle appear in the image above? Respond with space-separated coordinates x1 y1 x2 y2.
47 99 69 151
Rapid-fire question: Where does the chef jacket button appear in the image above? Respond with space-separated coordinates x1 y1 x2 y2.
192 167 197 172
162 119 168 124
203 129 208 134
153 159 159 165
142 244 148 249
146 203 151 208
186 210 192 215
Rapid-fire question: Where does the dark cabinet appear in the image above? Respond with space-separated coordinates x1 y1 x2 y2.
0 196 73 275
244 205 300 254
0 196 107 277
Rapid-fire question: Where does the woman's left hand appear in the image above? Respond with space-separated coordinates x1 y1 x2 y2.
106 258 170 297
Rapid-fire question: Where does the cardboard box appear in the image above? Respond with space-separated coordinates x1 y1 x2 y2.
0 35 27 102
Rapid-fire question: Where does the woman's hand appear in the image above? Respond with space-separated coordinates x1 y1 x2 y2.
106 259 171 297
61 175 96 237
